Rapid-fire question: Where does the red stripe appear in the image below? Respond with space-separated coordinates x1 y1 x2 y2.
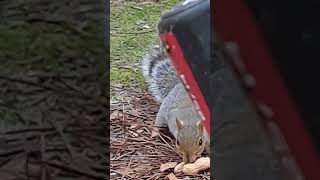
214 0 320 179
160 32 211 135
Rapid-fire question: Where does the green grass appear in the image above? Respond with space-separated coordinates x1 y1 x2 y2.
110 0 177 87
110 67 144 84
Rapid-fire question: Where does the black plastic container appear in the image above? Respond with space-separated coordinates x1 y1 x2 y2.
157 0 211 134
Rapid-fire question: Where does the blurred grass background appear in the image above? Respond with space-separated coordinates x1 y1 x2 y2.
110 0 177 88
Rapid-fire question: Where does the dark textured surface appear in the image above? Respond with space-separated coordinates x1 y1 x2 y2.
211 49 284 180
0 0 107 179
247 0 320 152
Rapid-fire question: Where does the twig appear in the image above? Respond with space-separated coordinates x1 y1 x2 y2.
130 5 143 10
111 29 154 36
158 133 177 152
121 155 134 180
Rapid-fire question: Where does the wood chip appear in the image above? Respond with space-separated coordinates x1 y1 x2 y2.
137 129 144 133
151 127 160 138
160 162 178 172
165 173 179 180
129 124 138 129
131 109 140 116
128 130 139 137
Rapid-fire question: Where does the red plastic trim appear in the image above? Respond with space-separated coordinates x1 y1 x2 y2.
160 32 211 135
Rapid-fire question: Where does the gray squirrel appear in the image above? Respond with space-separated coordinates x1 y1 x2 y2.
141 44 210 163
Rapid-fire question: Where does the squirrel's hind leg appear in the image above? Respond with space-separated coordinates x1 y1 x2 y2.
154 115 167 127
154 102 169 128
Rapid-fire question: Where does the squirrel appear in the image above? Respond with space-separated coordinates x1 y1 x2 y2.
141 44 210 163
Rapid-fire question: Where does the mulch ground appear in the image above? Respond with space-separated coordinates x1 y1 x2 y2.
0 0 107 177
110 85 210 179
0 60 107 180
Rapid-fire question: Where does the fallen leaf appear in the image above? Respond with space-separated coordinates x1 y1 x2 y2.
133 164 152 172
151 127 160 138
160 162 178 172
110 110 122 119
165 173 179 180
119 167 131 176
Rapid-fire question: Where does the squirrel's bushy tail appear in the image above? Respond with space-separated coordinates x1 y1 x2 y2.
142 45 180 103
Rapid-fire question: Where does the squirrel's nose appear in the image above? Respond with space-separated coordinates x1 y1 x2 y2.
186 155 191 163
183 154 191 163
185 154 196 163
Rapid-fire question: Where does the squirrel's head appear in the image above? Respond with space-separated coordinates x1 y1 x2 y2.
175 118 206 163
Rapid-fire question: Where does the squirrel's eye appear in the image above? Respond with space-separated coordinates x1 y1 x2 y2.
199 139 203 146
176 140 180 146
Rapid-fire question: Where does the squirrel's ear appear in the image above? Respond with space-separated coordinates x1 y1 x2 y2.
196 120 203 133
176 118 184 129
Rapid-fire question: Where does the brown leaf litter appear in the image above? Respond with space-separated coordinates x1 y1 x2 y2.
110 85 210 179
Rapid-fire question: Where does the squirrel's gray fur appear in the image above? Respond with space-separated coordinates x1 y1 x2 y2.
141 45 181 103
141 44 210 162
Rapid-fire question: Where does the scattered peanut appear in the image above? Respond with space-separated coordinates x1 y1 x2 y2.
165 173 179 180
160 162 178 172
174 162 185 174
182 157 210 176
